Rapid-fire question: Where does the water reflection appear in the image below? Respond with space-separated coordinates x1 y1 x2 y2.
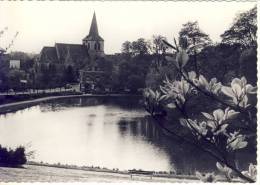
0 97 255 173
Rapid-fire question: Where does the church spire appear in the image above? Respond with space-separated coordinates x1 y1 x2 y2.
89 12 99 37
83 12 104 42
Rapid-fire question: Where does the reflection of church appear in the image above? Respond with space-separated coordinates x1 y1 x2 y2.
38 12 111 92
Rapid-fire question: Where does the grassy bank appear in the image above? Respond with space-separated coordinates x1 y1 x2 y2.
0 161 199 183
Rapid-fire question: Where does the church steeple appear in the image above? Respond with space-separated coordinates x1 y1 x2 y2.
83 12 104 55
89 12 99 37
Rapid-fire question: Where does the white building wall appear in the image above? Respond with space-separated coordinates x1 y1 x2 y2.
9 60 20 69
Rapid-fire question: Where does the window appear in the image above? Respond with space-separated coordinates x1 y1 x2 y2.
94 42 101 51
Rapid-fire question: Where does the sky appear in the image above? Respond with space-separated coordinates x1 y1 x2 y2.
0 1 256 54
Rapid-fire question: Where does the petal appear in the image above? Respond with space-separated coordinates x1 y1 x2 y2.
241 76 247 87
237 141 248 149
232 84 242 98
167 103 176 109
216 162 224 172
202 112 214 120
213 109 224 121
227 110 240 119
199 75 209 88
188 71 196 80
220 124 229 131
207 121 216 130
231 78 242 88
245 84 257 94
221 86 234 97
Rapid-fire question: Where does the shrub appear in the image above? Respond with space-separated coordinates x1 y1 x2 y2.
0 145 27 167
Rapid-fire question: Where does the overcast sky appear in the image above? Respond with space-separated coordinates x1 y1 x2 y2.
0 1 256 54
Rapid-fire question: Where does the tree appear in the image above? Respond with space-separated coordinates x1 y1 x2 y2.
179 21 212 75
127 74 144 93
221 6 257 49
179 21 212 54
132 38 151 56
197 43 241 84
151 35 168 55
239 48 257 85
121 41 133 55
7 69 26 91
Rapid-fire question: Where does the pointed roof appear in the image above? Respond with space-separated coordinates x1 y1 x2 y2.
83 12 104 42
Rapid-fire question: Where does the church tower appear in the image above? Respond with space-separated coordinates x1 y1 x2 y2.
83 12 104 56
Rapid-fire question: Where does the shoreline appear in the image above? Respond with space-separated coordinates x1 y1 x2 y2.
0 161 199 182
0 161 241 182
0 94 142 114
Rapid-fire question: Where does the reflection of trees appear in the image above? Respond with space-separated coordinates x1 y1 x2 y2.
116 115 225 175
39 96 143 111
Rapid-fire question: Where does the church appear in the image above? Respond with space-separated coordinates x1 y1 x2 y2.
38 12 112 92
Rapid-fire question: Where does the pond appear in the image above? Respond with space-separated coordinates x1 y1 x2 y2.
0 96 255 174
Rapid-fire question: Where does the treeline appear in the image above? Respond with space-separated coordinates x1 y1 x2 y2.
0 6 256 94
117 6 256 93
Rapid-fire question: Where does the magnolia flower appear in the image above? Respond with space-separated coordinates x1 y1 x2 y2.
201 108 239 135
227 131 248 151
193 75 208 88
202 108 239 123
216 162 233 181
208 78 222 95
143 88 166 107
221 77 257 108
195 171 217 182
193 75 222 95
149 89 165 105
242 163 257 181
180 119 207 137
160 78 193 108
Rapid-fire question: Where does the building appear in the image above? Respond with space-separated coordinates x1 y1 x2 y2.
38 12 111 92
9 60 21 69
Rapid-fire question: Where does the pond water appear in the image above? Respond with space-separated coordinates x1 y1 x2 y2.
0 97 255 174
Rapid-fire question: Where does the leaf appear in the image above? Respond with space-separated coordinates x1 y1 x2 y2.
176 49 189 68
